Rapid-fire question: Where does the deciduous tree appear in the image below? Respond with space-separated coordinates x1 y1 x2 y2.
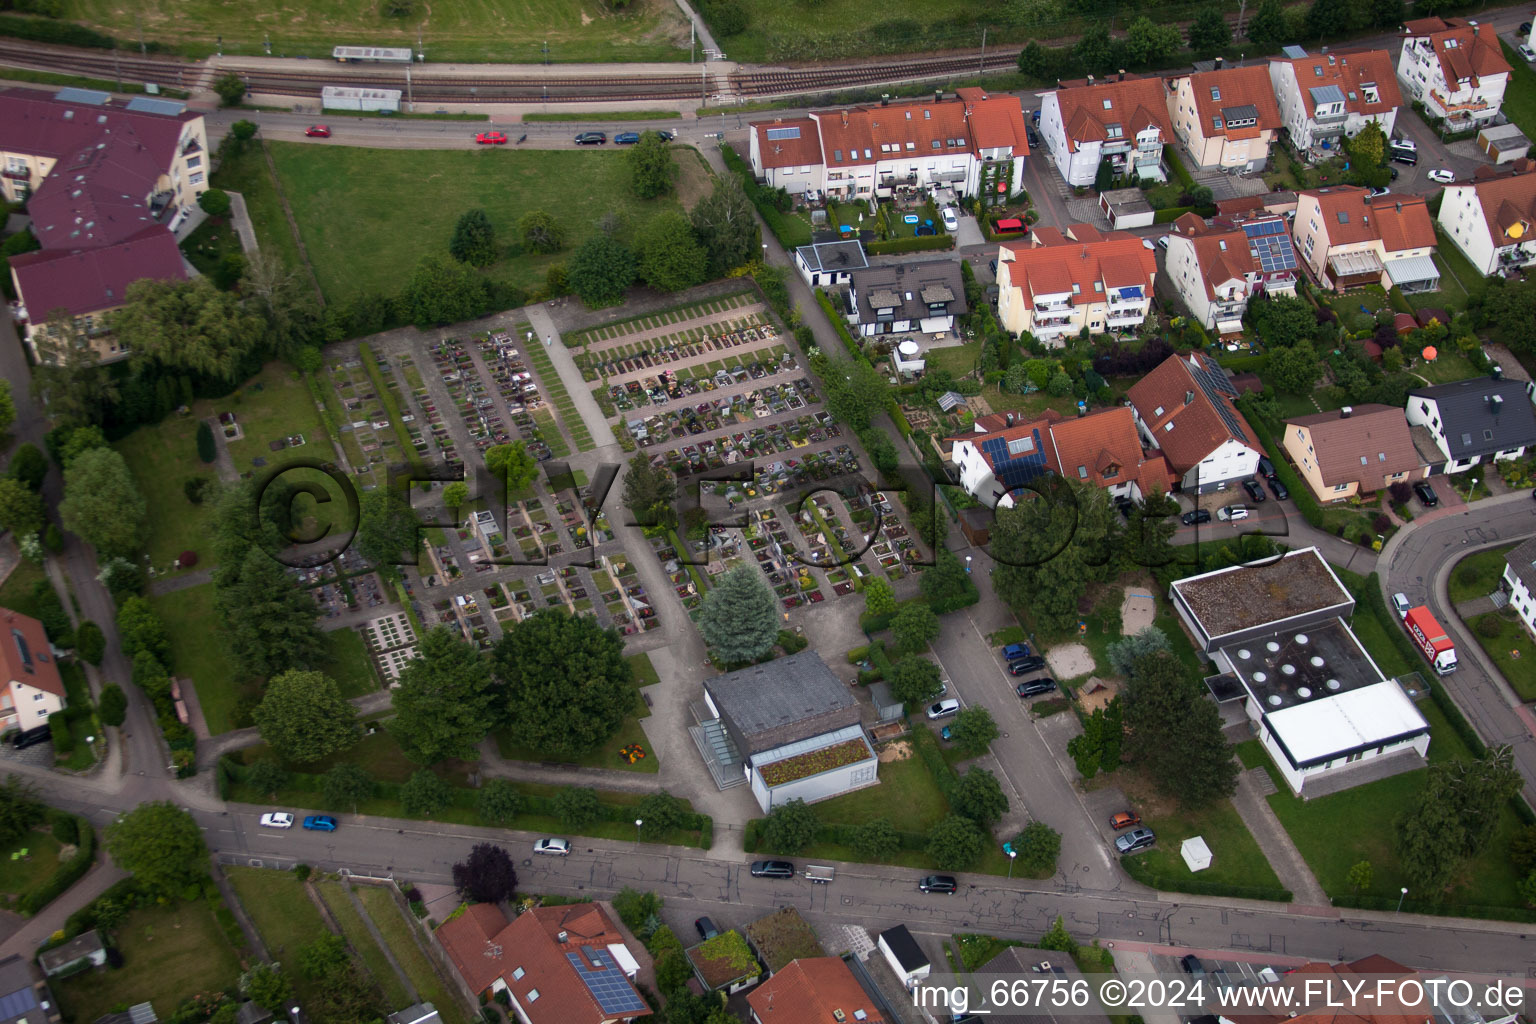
852 818 899 860
0 379 14 437
0 776 42 846
485 441 537 494
355 487 421 570
389 627 499 765
518 210 565 254
926 814 985 870
253 670 359 764
699 564 780 663
1245 0 1287 50
98 684 128 727
627 130 677 199
888 656 943 706
441 481 468 509
476 778 520 825
1269 340 1324 394
992 479 1121 631
116 595 171 664
1187 7 1232 53
690 179 758 275
217 547 325 677
1010 821 1062 876
5 443 47 491
402 252 487 328
321 763 374 813
112 277 265 382
213 72 246 106
60 447 145 558
452 842 518 903
198 188 232 217
891 602 940 654
240 961 291 1012
952 767 1008 826
400 768 451 816
1124 16 1181 68
569 235 637 307
493 610 634 759
949 706 999 757
74 621 104 665
246 760 290 800
554 786 601 827
105 801 207 896
863 576 896 617
0 477 44 539
761 798 818 854
449 208 498 267
621 452 677 527
920 548 978 613
638 211 708 293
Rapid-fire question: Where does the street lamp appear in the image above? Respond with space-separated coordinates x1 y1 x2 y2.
1396 886 1408 914
965 555 972 575
1007 849 1017 879
634 818 643 843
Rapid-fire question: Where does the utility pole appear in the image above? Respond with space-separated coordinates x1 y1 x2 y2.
405 62 413 113
112 44 122 92
690 19 696 64
135 12 146 56
978 26 987 79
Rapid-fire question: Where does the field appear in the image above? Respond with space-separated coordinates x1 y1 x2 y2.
67 0 688 62
356 885 467 1024
265 142 697 303
715 0 998 61
1120 795 1286 896
315 880 411 1009
151 583 248 734
54 900 242 1024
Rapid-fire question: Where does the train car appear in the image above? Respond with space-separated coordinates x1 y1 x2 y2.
332 45 414 63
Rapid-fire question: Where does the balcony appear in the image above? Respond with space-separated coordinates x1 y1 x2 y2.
1 168 28 181
1213 302 1246 319
1033 312 1073 328
1034 298 1072 314
1106 310 1146 328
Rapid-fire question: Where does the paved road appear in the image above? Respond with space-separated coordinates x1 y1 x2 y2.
1380 492 1536 804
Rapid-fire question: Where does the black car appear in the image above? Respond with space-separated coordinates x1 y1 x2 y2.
750 860 795 879
574 131 607 145
1414 481 1439 507
988 258 998 276
1115 496 1137 519
918 875 958 893
1267 476 1289 500
695 917 720 940
8 726 49 749
1242 478 1267 503
1523 21 1532 34
1007 655 1047 674
1256 456 1276 479
1016 678 1058 698
1181 954 1207 977
1181 508 1211 526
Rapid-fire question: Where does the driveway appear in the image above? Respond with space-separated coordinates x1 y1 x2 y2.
954 212 986 249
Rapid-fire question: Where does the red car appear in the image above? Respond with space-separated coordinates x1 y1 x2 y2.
1109 811 1142 830
476 131 508 145
304 125 330 138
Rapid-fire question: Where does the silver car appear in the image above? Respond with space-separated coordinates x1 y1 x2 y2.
533 837 571 856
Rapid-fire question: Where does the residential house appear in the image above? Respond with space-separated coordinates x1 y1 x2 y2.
876 926 930 988
1037 75 1171 187
742 908 826 977
995 226 1156 343
0 608 65 737
0 87 208 364
1501 537 1536 640
1126 353 1264 493
948 409 1061 508
0 955 59 1024
1166 63 1283 172
1436 161 1536 275
38 930 106 977
1048 406 1174 501
1292 186 1439 292
1396 17 1509 132
745 958 886 1024
980 948 1112 1024
748 88 1029 203
436 902 651 1024
843 260 966 338
1268 47 1401 159
1163 214 1299 333
1282 404 1424 502
700 650 877 813
686 930 762 995
1171 547 1430 795
1405 374 1536 473
793 239 868 287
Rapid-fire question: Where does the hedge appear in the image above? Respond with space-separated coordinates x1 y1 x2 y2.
1331 890 1536 922
866 235 955 255
1165 147 1196 190
1121 858 1293 903
1212 352 1269 374
1240 400 1325 530
814 289 867 364
18 817 94 916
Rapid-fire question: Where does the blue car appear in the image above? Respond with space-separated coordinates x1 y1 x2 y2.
614 132 641 145
1001 642 1031 661
302 815 337 832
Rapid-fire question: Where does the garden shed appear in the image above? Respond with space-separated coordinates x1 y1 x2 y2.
867 681 903 722
1181 836 1213 872
1479 123 1530 165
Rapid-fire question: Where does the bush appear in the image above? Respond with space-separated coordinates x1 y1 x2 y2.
1477 614 1504 639
866 235 955 255
195 421 216 463
47 711 73 755
293 863 312 881
98 684 128 727
74 621 105 666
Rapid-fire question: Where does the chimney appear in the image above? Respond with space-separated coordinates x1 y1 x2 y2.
1118 69 1127 81
558 931 568 942
1340 406 1352 418
1007 412 1015 426
1087 74 1095 87
935 89 942 103
1396 201 1402 213
1491 363 1504 379
1215 56 1224 69
841 110 848 127
1470 19 1479 33
1492 394 1504 414
1184 390 1195 405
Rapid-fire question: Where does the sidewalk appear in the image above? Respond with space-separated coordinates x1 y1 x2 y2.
1229 767 1330 907
522 305 621 450
0 856 129 960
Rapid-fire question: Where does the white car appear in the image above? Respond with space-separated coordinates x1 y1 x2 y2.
1155 235 1171 250
941 207 960 233
260 812 294 829
927 698 961 720
1217 505 1250 522
1520 43 1536 62
1427 168 1456 184
534 837 571 856
1392 592 1411 618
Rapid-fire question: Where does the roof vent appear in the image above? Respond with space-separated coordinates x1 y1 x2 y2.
1326 678 1341 690
1280 663 1297 676
1340 406 1352 418
1266 641 1280 652
1184 390 1195 405
1492 363 1504 380
834 1011 847 1023
855 1013 868 1022
1267 694 1282 706
1297 686 1313 699
1295 633 1308 644
1310 655 1325 668
1237 648 1251 660
1253 671 1268 683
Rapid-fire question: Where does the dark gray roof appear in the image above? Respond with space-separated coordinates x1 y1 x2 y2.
1505 538 1536 598
1409 377 1536 459
796 240 869 274
848 260 968 326
94 1006 157 1024
878 925 928 972
39 928 103 973
0 957 39 1024
703 651 859 754
386 1003 443 1024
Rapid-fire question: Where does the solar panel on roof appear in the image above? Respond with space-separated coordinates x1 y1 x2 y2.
1243 221 1298 273
766 126 801 140
124 97 187 116
52 87 110 105
1187 359 1247 441
0 983 38 1021
565 951 647 1015
979 429 1051 490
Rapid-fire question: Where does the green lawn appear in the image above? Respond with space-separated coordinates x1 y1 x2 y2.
151 583 249 735
317 627 379 698
0 830 63 903
1450 545 1516 604
626 652 659 687
180 216 244 281
227 868 342 1013
210 142 304 276
720 0 995 61
926 342 983 378
812 752 949 830
1412 349 1481 385
315 880 411 1010
1468 612 1536 702
115 409 219 571
0 559 50 620
356 885 467 1024
54 899 242 1024
69 0 686 62
1122 798 1286 896
1418 227 1491 313
221 363 334 475
265 143 687 303
242 728 473 786
1500 40 1536 143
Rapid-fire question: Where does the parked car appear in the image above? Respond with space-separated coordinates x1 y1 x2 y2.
1115 827 1156 854
1008 655 1047 673
475 131 508 145
919 875 958 893
304 125 331 138
1155 235 1171 249
1266 476 1289 500
614 131 641 145
695 917 720 940
533 837 571 856
574 131 607 145
1521 43 1536 62
927 699 961 719
1026 125 1040 148
1367 186 1390 198
1391 592 1411 618
750 860 795 878
302 815 337 832
1217 505 1250 521
260 812 294 829
1016 678 1057 697
1427 168 1456 184
1181 508 1211 526
1001 642 1032 661
941 207 960 232
1108 811 1142 830
988 258 998 276
1242 478 1267 503
8 726 49 749
1522 20 1532 34
1256 455 1276 479
1181 954 1207 977
1414 481 1440 507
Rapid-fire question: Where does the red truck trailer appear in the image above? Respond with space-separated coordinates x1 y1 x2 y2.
1403 606 1457 675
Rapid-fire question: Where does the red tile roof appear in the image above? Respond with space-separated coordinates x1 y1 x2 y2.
1219 956 1417 1024
0 608 64 700
948 410 1063 474
1303 186 1437 252
1001 234 1156 311
1053 76 1170 150
10 225 187 319
1178 65 1282 141
1179 215 1294 300
1049 406 1173 493
746 958 887 1024
0 87 197 168
1403 17 1510 89
810 91 1027 169
1271 48 1402 118
1127 353 1261 474
749 117 822 169
436 903 647 1024
957 87 1031 154
1453 164 1536 247
1284 404 1421 487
